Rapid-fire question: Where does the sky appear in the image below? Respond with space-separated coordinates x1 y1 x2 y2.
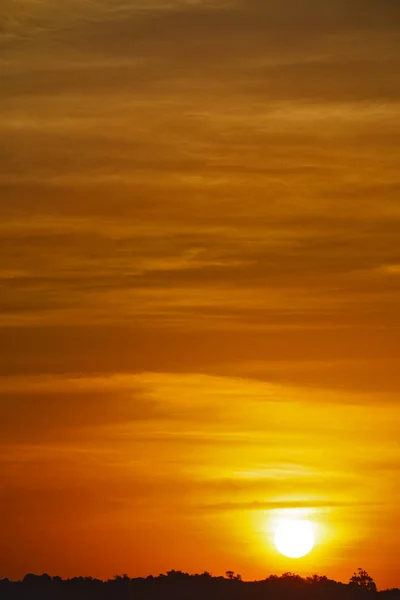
1 0 400 589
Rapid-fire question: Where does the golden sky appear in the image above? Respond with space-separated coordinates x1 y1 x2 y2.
1 0 400 589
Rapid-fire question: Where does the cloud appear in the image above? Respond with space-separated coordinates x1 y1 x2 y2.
3 0 400 105
197 499 373 512
1 0 400 584
0 371 399 580
0 375 162 443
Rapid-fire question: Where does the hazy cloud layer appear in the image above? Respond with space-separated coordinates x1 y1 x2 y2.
1 0 400 585
1 372 399 580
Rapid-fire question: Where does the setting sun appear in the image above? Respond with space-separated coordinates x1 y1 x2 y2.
274 519 315 559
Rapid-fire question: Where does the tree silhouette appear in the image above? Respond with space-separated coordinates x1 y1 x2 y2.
350 568 377 592
1 568 398 600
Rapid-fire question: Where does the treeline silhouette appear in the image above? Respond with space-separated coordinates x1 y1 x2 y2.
1 569 399 600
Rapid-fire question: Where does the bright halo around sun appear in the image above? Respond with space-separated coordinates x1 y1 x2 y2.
274 519 315 558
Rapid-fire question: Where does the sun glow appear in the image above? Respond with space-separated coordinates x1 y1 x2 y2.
274 519 315 559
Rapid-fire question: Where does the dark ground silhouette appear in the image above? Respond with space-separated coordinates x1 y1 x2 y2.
1 569 399 600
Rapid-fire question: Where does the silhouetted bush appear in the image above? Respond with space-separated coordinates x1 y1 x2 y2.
0 569 397 600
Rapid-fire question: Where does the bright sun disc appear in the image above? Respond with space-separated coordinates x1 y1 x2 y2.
274 519 315 558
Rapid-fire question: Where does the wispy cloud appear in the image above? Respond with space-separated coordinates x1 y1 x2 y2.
1 0 400 584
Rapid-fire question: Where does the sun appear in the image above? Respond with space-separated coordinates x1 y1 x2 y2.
274 519 315 558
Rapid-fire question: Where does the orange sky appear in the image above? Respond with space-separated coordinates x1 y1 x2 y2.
1 0 400 589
